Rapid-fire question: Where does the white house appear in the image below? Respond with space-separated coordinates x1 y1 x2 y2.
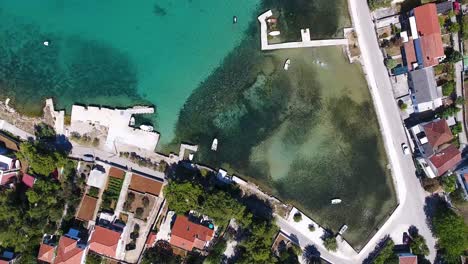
408 67 442 113
0 155 20 185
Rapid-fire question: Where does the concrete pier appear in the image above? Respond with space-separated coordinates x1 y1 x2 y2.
258 10 349 51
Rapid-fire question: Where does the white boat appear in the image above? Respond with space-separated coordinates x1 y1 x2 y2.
43 41 50 46
211 138 218 151
331 198 342 204
269 30 281 36
283 59 291 71
139 125 153 132
129 117 135 126
188 153 194 161
233 16 237 24
338 224 348 235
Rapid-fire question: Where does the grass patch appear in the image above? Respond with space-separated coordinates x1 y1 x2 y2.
101 177 124 212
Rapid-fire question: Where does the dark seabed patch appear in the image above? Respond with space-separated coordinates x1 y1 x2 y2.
0 12 147 115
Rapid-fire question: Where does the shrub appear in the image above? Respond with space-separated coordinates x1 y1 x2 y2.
451 122 462 135
442 81 455 96
135 207 144 218
385 58 398 70
88 187 100 198
323 236 338 252
449 22 460 33
422 177 441 193
293 213 302 222
441 174 457 193
308 224 316 232
142 196 150 207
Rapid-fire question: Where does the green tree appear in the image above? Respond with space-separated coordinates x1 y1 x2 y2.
205 239 227 264
445 49 463 63
455 96 465 106
141 242 181 264
293 213 302 222
323 236 338 252
164 181 203 214
449 22 460 33
441 174 457 193
442 81 455 96
16 141 67 176
410 234 429 256
238 221 279 264
373 240 398 264
308 224 315 232
433 206 468 262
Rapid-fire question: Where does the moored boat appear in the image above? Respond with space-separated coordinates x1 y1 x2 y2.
283 59 291 70
211 138 218 151
331 198 342 204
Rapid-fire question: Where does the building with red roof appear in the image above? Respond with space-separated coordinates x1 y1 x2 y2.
422 119 453 150
413 3 445 67
54 236 85 264
429 144 461 176
37 243 56 263
89 226 122 259
146 232 157 248
169 215 214 251
22 173 36 188
399 253 418 264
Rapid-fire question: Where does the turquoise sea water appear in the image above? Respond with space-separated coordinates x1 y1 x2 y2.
0 0 260 141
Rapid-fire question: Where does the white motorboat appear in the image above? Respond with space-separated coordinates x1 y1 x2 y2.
283 59 291 71
331 198 342 204
211 138 218 151
233 16 237 24
139 124 153 132
269 30 281 36
129 117 135 126
43 40 50 46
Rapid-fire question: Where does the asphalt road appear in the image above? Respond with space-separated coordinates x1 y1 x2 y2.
276 0 437 263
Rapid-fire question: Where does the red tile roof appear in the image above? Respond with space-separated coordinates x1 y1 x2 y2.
169 216 214 251
429 144 461 176
54 236 84 264
129 174 164 196
414 3 445 67
399 255 418 264
404 39 417 70
22 173 35 188
76 195 98 221
89 226 121 258
108 167 125 179
0 172 16 185
37 243 55 263
146 232 157 247
464 173 468 182
423 119 453 149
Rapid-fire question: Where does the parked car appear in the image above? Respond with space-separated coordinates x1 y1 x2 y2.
83 154 95 162
401 143 410 155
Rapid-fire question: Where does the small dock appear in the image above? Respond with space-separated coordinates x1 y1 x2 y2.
258 10 349 51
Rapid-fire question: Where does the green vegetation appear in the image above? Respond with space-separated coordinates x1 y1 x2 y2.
165 181 251 228
438 106 461 118
463 15 468 39
86 254 103 264
442 81 455 96
385 58 398 70
101 177 124 211
293 213 302 222
16 141 67 177
308 224 316 232
373 240 398 264
445 48 463 63
277 244 301 264
441 174 457 193
432 204 468 262
88 186 100 198
367 0 391 10
448 22 460 33
141 241 181 264
455 96 465 106
205 238 227 264
0 136 83 261
237 221 279 264
322 235 338 252
399 102 408 111
409 233 429 257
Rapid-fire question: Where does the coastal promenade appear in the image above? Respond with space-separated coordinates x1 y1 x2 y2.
258 10 348 51
269 2 437 264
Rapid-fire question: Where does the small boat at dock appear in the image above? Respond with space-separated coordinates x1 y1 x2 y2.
283 59 291 71
139 125 153 132
211 138 218 151
331 198 342 204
